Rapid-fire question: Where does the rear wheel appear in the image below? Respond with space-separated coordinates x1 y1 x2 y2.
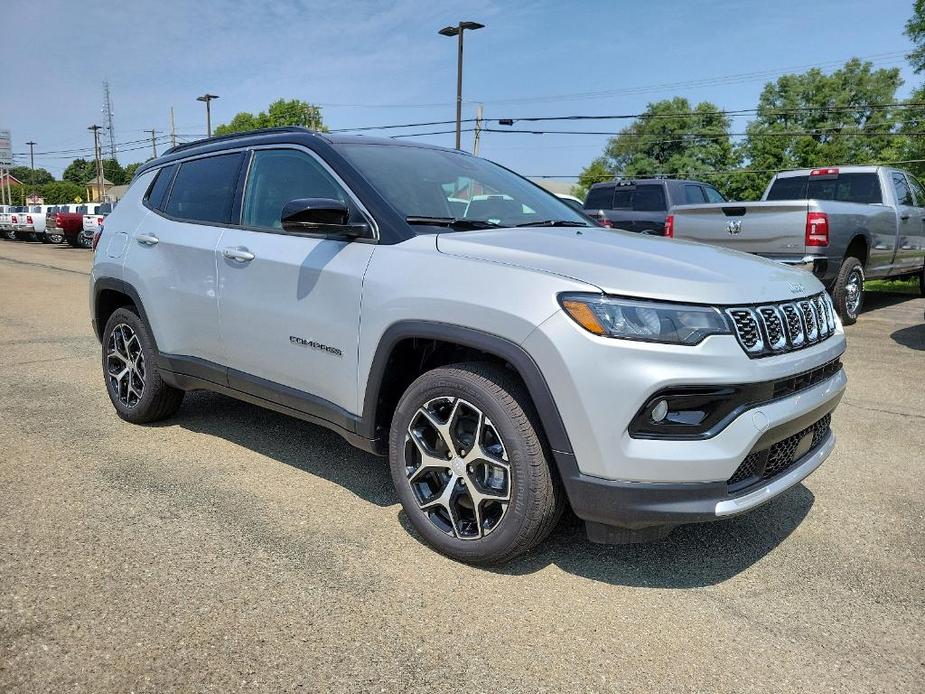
102 307 184 424
3 229 17 240
389 362 564 565
66 235 81 248
46 232 64 244
832 257 864 325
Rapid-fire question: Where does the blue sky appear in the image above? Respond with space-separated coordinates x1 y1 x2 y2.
2 0 919 179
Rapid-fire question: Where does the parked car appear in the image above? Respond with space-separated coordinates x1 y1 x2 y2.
583 178 726 235
91 127 846 564
2 206 28 240
52 203 102 247
0 205 12 237
18 204 57 242
81 202 113 247
43 206 66 244
670 166 925 324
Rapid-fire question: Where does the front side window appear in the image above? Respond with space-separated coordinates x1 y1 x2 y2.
164 153 242 224
892 172 914 206
337 143 589 228
906 174 925 207
241 149 348 229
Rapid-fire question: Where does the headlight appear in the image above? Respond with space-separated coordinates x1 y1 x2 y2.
559 293 731 345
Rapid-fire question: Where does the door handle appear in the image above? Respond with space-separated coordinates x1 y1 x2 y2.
223 246 255 263
136 233 159 246
900 214 910 221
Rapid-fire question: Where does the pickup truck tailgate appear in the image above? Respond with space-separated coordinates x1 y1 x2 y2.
672 200 811 256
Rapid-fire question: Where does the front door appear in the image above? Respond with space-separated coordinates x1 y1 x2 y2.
216 147 376 419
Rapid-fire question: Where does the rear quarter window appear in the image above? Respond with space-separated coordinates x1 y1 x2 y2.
145 164 177 210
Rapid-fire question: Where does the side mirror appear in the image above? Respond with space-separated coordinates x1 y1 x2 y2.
280 198 371 238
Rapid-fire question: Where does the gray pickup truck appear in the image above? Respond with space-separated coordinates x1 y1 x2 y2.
670 166 925 323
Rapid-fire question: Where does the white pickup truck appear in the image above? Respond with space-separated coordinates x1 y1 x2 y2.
670 166 925 323
80 202 113 247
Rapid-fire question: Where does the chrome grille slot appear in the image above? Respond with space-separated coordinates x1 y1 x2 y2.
799 300 818 342
757 306 787 351
780 303 805 347
726 308 764 353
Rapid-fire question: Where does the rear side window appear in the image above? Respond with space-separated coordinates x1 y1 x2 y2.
146 164 177 210
767 173 882 204
584 186 614 209
892 172 914 206
632 185 667 212
590 184 667 212
683 184 707 204
164 154 242 224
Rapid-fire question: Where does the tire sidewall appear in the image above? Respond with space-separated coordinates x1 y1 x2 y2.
389 369 542 563
836 258 864 324
101 308 159 421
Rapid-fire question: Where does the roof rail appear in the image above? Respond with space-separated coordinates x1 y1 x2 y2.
162 126 314 156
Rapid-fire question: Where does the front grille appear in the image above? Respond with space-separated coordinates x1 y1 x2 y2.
726 413 832 493
726 292 836 358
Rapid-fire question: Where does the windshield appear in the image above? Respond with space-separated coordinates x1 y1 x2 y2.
336 143 591 229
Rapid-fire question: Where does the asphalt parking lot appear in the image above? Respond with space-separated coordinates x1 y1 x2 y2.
0 241 922 693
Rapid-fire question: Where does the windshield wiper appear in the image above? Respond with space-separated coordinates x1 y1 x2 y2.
405 216 502 230
512 219 591 228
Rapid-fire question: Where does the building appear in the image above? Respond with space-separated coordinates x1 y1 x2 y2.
0 172 22 188
85 176 114 203
107 184 130 202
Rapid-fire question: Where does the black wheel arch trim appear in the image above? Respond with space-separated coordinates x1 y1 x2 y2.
360 320 574 455
92 277 157 348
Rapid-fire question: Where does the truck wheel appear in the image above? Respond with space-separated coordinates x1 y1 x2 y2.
389 362 564 565
4 229 18 240
102 307 184 424
46 232 64 244
65 235 81 248
832 257 864 325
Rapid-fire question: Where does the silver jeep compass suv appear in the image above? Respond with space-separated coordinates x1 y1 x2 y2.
90 128 846 564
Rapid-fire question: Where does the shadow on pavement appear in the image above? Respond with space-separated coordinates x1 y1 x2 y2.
862 290 919 313
890 324 925 350
165 391 815 589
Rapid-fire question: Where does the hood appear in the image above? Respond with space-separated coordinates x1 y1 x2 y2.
436 226 823 305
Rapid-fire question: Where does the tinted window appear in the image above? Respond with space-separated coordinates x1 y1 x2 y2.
164 154 242 224
767 173 882 204
892 172 914 206
584 186 614 209
98 203 112 214
704 186 726 203
241 149 348 229
146 164 176 210
907 174 925 206
683 184 707 204
633 185 667 212
76 206 88 214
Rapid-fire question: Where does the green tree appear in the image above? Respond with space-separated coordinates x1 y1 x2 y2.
572 158 613 200
39 181 84 204
907 0 925 73
733 59 904 199
9 165 54 186
122 162 142 181
62 159 96 185
575 98 739 197
102 158 126 185
214 98 327 136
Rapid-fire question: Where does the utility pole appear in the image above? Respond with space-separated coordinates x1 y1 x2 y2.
88 125 104 203
102 81 117 160
148 129 158 158
25 141 36 199
169 107 177 149
196 93 220 137
473 105 483 156
438 21 485 150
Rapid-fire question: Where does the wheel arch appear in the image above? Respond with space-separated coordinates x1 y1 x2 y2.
92 278 156 350
844 234 869 266
360 321 574 457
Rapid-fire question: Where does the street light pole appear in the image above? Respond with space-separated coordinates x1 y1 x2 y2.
25 141 36 199
438 21 485 150
196 93 220 137
88 125 103 203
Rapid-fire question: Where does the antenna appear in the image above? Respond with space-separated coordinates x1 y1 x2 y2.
102 80 117 161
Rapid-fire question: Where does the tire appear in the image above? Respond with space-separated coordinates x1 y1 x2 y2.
832 257 864 325
65 235 81 248
46 232 64 244
2 228 15 240
389 362 564 565
101 307 184 424
40 233 51 244
77 233 92 249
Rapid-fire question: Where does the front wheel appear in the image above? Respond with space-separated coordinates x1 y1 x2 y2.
832 257 864 325
389 362 564 565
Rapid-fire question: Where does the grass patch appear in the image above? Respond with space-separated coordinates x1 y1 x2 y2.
866 277 920 295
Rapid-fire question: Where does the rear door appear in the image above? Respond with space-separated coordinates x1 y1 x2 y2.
902 173 925 274
123 153 244 367
216 146 376 417
889 170 920 274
